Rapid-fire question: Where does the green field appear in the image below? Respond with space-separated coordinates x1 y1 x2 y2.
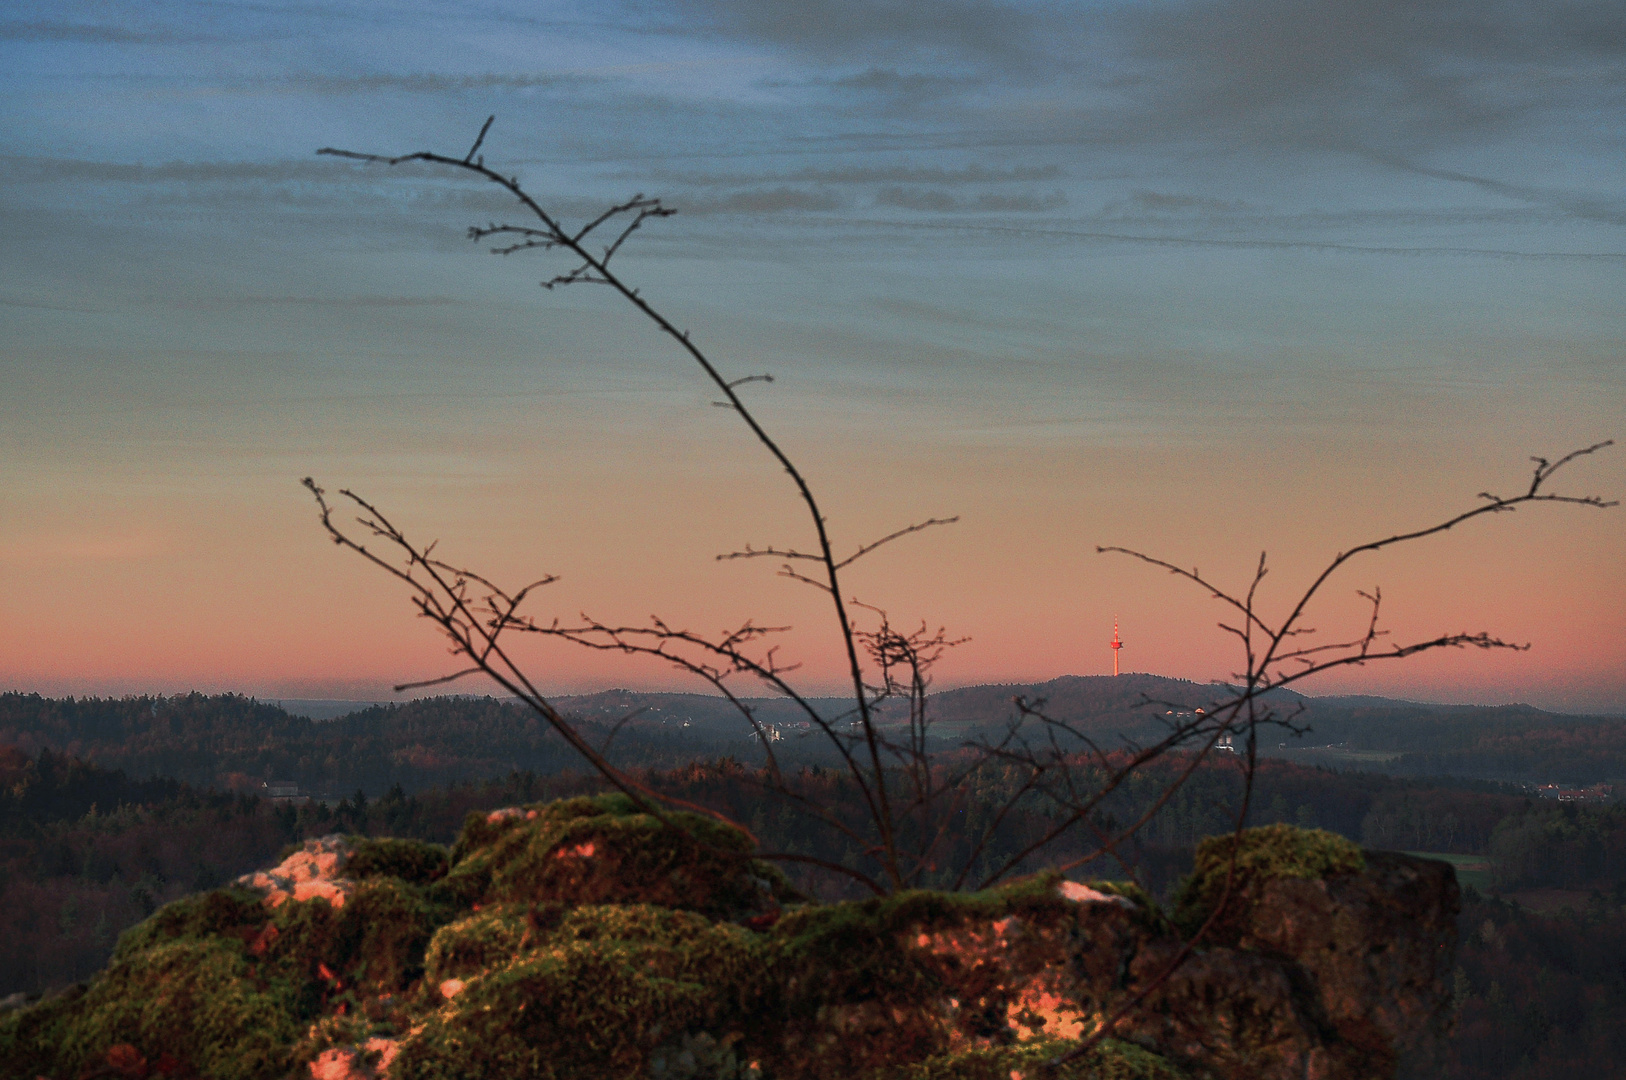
1405 851 1494 893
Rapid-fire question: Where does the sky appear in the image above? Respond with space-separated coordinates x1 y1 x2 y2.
2 0 1623 712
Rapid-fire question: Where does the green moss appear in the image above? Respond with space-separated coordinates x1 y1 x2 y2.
0 987 85 1078
1171 824 1365 938
865 1037 1187 1080
342 877 450 991
2 801 1262 1080
17 938 304 1080
398 904 764 1080
423 901 765 997
108 887 266 964
757 872 1136 1076
420 904 533 985
247 876 450 996
346 836 450 884
439 794 787 920
769 871 1076 1003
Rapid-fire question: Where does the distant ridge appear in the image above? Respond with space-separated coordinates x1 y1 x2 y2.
276 698 399 721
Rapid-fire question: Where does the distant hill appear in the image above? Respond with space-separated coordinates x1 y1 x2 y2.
550 676 1626 784
275 698 399 721
556 673 1282 740
925 673 1287 734
2 678 1621 791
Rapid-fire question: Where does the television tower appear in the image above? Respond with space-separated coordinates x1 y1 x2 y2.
1110 618 1123 676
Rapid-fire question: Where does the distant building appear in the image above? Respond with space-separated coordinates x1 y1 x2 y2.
261 780 302 802
1536 783 1612 803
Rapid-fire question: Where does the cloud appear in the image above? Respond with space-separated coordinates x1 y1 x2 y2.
636 0 1623 168
0 21 192 44
0 296 106 314
190 296 464 308
774 66 984 106
875 187 1065 213
283 72 581 95
1117 0 1626 151
656 0 1048 65
686 187 847 214
1 157 352 185
826 67 967 96
0 530 168 566
1101 191 1251 217
660 162 1064 188
1363 153 1626 227
880 219 1626 261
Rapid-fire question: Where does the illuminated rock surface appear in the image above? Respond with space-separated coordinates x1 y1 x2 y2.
0 801 1455 1080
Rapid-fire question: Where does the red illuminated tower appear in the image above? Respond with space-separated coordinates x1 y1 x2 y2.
1110 618 1123 676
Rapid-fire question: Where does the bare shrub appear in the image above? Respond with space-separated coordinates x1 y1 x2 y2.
309 120 1613 1052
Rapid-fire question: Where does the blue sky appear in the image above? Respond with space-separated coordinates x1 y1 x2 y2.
3 0 1623 710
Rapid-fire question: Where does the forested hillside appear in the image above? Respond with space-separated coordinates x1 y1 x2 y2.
6 682 1620 799
0 692 754 795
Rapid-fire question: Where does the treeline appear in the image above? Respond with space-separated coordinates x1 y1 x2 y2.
1 780 286 994
1443 891 1626 1079
0 756 608 997
1283 702 1626 784
0 744 186 830
0 692 765 795
1487 801 1626 892
1388 719 1626 784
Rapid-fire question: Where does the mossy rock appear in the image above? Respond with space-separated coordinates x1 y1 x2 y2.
4 871 452 1080
2 938 305 1080
346 835 450 884
336 877 451 992
864 1036 1187 1080
398 903 765 1080
1171 824 1365 939
769 870 1089 1005
246 876 450 995
17 808 1405 1080
438 793 793 920
762 872 1152 1078
109 886 267 964
0 987 86 1078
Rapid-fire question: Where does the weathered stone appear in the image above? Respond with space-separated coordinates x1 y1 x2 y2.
236 834 355 909
1218 851 1459 1076
0 812 1458 1080
765 843 1458 1080
437 793 798 921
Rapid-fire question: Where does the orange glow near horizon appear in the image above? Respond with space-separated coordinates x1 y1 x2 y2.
3 19 1622 715
5 412 1622 714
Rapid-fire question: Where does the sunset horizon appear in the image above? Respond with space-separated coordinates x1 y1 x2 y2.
5 0 1623 713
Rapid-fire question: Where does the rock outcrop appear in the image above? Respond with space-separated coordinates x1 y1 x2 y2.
236 834 356 909
0 800 1457 1080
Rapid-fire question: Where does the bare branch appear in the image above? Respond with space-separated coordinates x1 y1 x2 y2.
835 516 960 570
464 114 494 164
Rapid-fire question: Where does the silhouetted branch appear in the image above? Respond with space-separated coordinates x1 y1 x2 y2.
312 120 1614 1012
